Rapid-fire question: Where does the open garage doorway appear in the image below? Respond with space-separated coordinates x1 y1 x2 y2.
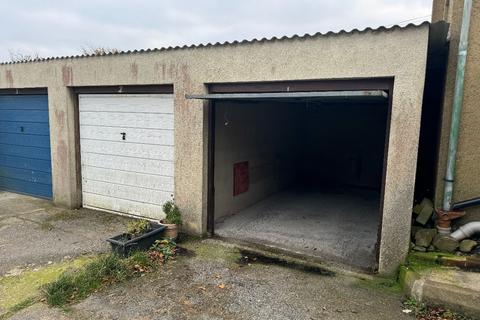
195 80 392 272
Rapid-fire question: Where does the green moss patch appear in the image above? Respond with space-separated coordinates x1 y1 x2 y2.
43 250 172 307
181 240 242 266
0 256 94 313
355 274 402 294
406 251 459 273
0 298 36 320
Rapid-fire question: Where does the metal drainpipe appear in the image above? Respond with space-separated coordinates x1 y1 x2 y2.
442 0 473 213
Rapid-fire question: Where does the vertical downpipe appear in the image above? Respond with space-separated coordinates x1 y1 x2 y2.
443 0 473 212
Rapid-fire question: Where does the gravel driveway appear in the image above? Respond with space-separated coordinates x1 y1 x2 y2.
1 192 412 320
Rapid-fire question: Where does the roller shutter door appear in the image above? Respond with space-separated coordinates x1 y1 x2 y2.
79 94 174 219
0 95 52 198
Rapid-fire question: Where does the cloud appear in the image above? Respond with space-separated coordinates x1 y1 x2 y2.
0 0 432 62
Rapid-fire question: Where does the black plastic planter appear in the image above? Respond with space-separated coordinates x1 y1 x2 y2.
107 223 166 256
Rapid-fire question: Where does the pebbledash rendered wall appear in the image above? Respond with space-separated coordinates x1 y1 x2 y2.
0 23 429 274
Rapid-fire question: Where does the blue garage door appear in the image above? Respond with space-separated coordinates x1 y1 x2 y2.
0 95 52 198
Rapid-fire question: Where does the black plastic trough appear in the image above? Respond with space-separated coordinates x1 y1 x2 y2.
107 223 166 256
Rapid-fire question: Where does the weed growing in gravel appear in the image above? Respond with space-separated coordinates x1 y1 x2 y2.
150 238 177 262
403 298 477 320
43 239 179 307
43 255 129 306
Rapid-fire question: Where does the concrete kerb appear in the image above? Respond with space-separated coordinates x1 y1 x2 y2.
399 253 480 317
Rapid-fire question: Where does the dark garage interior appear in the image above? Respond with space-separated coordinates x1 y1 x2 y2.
211 91 389 271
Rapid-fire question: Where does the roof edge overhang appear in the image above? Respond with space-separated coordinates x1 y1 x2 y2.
0 22 430 66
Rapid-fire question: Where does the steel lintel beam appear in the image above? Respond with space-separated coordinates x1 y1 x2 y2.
186 90 388 101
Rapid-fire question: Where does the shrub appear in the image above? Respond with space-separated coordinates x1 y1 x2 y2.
162 201 182 225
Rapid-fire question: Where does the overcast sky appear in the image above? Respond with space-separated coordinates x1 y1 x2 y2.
0 0 432 62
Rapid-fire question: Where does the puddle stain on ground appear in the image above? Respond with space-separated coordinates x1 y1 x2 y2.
237 250 336 276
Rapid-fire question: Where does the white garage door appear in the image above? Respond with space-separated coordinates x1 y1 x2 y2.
79 94 174 219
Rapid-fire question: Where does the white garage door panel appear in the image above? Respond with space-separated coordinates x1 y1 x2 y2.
83 193 165 218
82 166 174 191
79 94 174 219
79 94 173 113
80 126 174 145
81 154 174 176
83 179 172 206
80 112 173 130
80 139 174 161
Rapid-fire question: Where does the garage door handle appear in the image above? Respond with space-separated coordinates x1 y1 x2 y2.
120 132 126 140
20 126 24 132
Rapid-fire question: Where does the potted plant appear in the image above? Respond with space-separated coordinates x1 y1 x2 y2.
106 219 165 256
160 200 182 239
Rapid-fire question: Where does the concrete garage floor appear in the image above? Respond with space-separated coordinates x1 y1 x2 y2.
0 191 131 276
215 188 380 271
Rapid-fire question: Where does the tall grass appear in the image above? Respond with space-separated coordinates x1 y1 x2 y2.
43 239 176 307
43 253 148 306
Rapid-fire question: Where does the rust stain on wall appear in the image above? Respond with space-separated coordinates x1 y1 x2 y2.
56 140 68 173
168 63 179 79
55 110 65 127
161 63 166 80
181 64 192 92
62 66 73 86
130 62 138 79
5 70 13 87
153 62 167 80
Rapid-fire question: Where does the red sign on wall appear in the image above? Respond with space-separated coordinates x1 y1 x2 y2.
233 161 249 196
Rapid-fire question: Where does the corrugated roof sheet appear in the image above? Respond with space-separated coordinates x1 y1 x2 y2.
0 21 429 65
